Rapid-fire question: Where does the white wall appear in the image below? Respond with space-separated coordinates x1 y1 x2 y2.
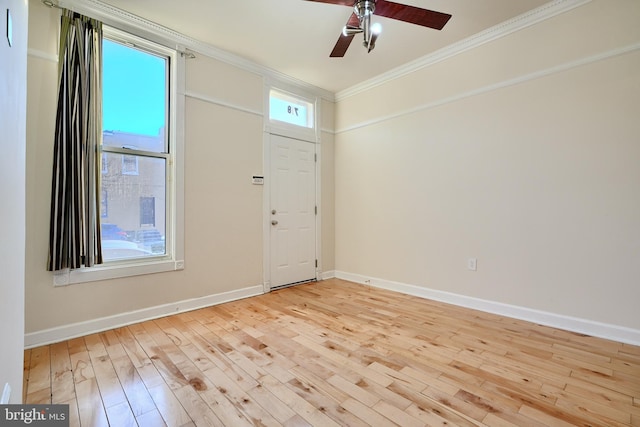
335 0 640 337
24 2 335 342
0 0 27 404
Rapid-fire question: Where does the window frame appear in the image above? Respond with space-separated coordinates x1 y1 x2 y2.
54 25 185 286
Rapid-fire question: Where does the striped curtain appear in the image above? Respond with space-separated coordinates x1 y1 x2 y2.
47 10 103 271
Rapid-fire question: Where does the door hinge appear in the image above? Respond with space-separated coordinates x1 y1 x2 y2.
314 153 317 162
315 205 318 215
315 259 318 268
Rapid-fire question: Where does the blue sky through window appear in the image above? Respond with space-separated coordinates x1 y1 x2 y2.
102 39 167 136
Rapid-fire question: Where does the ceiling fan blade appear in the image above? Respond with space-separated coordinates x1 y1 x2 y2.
303 0 354 6
375 0 451 30
330 33 355 57
330 13 360 57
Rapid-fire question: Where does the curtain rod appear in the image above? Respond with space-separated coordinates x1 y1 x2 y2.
42 0 62 9
40 0 196 59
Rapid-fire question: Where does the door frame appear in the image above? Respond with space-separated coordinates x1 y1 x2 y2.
262 84 322 293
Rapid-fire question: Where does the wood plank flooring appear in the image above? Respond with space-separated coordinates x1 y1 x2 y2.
24 278 640 426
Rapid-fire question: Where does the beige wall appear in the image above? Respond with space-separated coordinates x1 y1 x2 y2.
335 0 640 330
0 0 27 403
183 54 264 293
24 2 335 336
321 99 336 274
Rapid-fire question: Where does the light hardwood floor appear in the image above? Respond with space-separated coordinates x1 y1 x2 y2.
24 279 640 426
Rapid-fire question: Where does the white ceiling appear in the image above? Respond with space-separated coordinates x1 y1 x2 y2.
99 0 550 94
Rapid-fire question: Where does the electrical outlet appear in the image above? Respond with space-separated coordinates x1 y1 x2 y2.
467 258 477 271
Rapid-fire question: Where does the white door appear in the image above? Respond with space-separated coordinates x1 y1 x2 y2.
269 134 316 289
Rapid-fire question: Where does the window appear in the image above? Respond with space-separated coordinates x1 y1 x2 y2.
266 87 317 142
101 152 108 174
54 24 185 285
121 155 139 175
100 31 170 263
269 89 314 128
140 197 156 226
100 189 108 218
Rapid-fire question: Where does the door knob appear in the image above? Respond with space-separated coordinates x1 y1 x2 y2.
271 209 277 215
271 220 278 225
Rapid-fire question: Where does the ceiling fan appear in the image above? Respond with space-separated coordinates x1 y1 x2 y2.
305 0 452 57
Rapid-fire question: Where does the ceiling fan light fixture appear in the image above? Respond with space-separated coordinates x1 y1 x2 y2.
316 0 451 58
365 27 380 52
359 10 380 53
310 0 451 57
342 25 362 37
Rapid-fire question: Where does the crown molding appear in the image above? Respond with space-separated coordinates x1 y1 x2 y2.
335 0 592 101
55 0 335 102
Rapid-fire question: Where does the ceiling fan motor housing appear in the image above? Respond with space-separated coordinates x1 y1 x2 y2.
354 0 376 19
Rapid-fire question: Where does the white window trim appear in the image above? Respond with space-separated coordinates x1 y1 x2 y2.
54 25 185 286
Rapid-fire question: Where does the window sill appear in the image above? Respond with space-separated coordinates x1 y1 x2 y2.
53 258 185 286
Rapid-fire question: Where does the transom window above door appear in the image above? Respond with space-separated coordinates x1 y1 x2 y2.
269 89 314 128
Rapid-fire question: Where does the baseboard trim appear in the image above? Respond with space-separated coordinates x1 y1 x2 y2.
24 284 264 349
335 271 640 346
319 270 336 280
26 274 640 348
